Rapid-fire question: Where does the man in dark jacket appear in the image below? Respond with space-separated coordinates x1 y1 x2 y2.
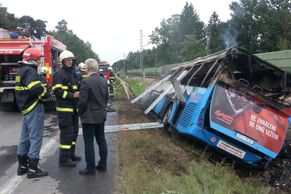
15 48 50 178
52 50 81 167
78 58 109 175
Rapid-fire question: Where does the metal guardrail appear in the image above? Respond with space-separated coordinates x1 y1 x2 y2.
105 122 163 133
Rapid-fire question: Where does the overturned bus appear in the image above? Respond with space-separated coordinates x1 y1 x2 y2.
132 47 291 166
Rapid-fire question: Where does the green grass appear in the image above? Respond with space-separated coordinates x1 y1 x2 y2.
115 76 148 99
128 79 148 95
117 129 264 194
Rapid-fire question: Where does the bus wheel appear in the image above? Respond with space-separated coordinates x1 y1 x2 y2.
162 104 174 136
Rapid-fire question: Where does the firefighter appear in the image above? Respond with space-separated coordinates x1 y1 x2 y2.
108 67 115 98
39 66 53 102
39 66 49 79
108 67 115 81
15 47 50 178
98 68 105 78
52 50 81 167
76 62 88 87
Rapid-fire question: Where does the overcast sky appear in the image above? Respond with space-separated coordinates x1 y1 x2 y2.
1 0 236 64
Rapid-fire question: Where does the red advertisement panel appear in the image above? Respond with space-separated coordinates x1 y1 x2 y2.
210 85 288 154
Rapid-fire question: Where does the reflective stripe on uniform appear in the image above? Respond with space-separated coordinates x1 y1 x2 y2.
59 144 71 149
81 74 88 78
15 76 21 83
72 85 78 90
15 86 29 91
52 84 70 90
21 100 39 115
72 141 76 145
62 91 68 98
56 107 74 112
39 87 47 97
27 81 41 89
52 84 63 90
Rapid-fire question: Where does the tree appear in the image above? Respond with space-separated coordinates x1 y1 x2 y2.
149 14 181 63
179 2 204 41
150 15 180 46
112 59 124 72
116 0 291 69
271 0 291 49
206 12 225 53
0 6 18 29
52 19 99 63
179 2 206 61
227 0 291 52
19 16 47 39
181 34 206 61
149 2 206 64
55 19 68 32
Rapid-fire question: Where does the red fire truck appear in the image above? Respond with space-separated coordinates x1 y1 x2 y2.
0 28 66 106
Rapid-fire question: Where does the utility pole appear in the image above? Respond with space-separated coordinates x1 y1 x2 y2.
140 30 144 78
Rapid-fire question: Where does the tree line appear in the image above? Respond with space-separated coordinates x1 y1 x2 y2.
0 6 99 63
113 0 291 71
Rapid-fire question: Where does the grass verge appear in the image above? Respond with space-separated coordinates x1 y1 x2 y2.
115 78 265 194
117 129 264 194
115 76 149 99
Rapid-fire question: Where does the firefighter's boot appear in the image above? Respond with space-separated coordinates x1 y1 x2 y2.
59 151 76 167
71 145 81 162
27 158 48 178
17 155 28 175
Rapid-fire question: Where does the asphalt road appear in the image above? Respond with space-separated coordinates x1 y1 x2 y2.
0 109 118 194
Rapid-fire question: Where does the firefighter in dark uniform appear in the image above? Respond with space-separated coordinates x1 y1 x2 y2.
76 62 88 88
15 48 50 178
108 67 115 98
52 50 81 167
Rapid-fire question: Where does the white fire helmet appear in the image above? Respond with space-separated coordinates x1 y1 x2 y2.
78 62 86 71
39 66 49 74
59 50 75 63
